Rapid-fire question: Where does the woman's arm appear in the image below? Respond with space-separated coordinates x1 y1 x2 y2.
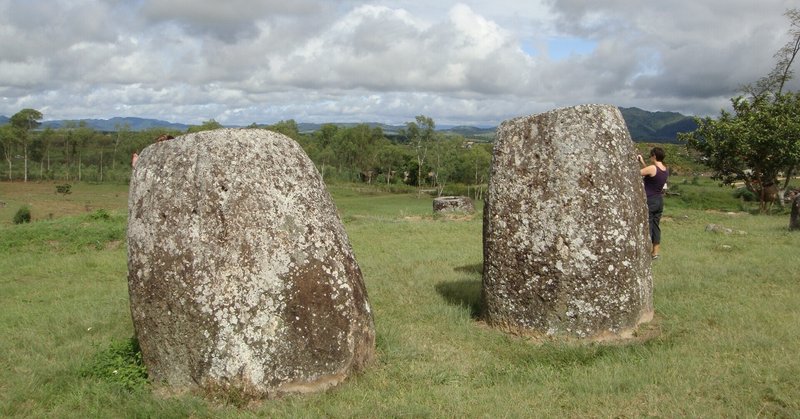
637 155 656 176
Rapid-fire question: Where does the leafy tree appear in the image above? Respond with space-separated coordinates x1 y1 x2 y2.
307 124 339 179
266 119 301 141
112 123 131 170
376 143 410 185
42 127 55 177
330 128 358 174
354 126 385 184
681 93 800 211
469 144 493 184
429 136 462 195
57 121 81 180
460 143 493 198
9 108 43 182
327 124 383 182
315 124 339 150
94 130 113 182
403 115 436 189
187 119 223 133
73 121 95 182
30 127 55 180
0 124 15 180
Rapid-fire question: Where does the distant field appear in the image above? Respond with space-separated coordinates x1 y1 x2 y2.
0 181 798 417
0 182 129 225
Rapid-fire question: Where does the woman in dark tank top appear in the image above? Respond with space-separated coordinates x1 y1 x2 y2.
638 147 668 259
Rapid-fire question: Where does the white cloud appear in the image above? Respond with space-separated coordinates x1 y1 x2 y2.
0 0 798 125
139 0 324 42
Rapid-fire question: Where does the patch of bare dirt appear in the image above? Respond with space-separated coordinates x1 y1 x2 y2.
105 240 123 250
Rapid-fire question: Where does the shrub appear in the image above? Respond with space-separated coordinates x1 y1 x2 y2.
82 338 148 391
89 209 111 220
13 206 31 224
733 187 757 202
55 184 72 195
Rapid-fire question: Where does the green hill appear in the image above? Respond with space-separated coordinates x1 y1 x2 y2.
39 117 188 132
619 107 697 143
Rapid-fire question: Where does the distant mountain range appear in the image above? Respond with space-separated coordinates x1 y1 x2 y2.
38 116 190 132
1 107 697 143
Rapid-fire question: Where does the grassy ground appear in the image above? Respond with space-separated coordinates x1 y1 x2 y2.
0 181 129 226
0 180 798 417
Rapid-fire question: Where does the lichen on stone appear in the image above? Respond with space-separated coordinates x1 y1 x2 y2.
482 105 654 340
127 128 375 399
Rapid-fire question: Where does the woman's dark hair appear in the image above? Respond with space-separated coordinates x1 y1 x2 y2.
650 147 665 162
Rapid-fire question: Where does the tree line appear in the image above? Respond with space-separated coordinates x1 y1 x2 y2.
0 114 172 184
0 112 493 197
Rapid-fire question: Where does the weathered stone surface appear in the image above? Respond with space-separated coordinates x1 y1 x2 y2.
433 196 475 214
482 104 653 339
127 128 375 398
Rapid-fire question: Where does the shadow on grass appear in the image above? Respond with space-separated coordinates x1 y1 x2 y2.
453 263 483 275
435 277 482 318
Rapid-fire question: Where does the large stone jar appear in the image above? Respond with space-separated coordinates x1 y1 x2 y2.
127 128 375 398
482 105 653 339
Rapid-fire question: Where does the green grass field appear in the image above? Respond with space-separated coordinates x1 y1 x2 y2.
0 180 798 417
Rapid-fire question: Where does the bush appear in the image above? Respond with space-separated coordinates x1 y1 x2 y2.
55 184 72 195
89 209 111 220
733 187 757 202
82 338 148 391
13 206 31 224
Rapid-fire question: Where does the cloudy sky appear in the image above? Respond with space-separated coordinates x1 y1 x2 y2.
1 0 798 127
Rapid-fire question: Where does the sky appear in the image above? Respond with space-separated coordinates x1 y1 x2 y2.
1 0 799 127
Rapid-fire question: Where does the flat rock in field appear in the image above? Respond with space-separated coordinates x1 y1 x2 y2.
433 196 475 214
127 128 375 399
483 104 653 340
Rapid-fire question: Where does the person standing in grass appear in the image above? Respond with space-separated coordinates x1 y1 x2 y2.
638 147 668 259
